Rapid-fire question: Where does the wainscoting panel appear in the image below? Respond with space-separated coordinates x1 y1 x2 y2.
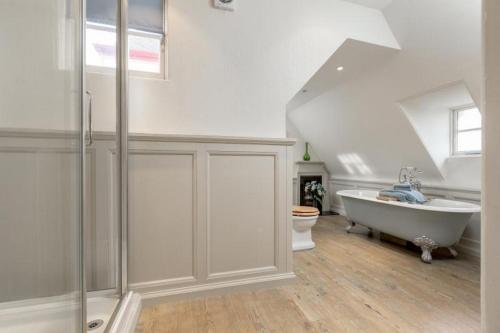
0 150 38 301
127 138 295 300
129 150 196 284
207 153 277 278
0 130 296 303
0 144 91 302
89 145 117 292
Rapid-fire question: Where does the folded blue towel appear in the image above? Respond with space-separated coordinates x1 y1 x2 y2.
379 190 408 201
393 183 412 191
379 189 427 204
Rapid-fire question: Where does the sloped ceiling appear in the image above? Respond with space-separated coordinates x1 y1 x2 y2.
288 39 400 111
287 0 482 189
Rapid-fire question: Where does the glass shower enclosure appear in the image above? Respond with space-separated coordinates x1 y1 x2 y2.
0 0 129 332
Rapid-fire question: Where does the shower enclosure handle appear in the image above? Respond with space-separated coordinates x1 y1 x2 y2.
86 91 93 146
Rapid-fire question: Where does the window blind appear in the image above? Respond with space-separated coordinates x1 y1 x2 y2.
87 0 164 35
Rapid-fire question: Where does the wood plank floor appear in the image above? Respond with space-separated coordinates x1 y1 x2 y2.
135 215 480 333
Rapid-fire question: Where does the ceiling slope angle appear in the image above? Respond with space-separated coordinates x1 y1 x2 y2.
286 1 481 188
287 39 400 111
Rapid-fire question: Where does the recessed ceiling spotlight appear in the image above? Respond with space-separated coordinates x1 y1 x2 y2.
336 66 344 72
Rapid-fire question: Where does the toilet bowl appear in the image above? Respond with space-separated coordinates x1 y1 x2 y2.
292 206 319 251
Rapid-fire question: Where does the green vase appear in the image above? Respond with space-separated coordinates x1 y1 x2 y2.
303 142 311 161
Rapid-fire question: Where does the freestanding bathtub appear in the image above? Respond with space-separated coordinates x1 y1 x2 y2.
337 190 481 263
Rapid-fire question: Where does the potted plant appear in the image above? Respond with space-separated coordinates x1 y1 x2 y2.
304 181 326 214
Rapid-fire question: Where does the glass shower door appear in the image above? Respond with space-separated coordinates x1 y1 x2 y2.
0 0 85 332
85 0 128 331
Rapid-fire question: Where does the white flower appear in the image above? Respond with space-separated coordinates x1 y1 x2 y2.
303 181 326 203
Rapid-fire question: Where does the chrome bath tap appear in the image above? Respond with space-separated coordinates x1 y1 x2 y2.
399 167 422 191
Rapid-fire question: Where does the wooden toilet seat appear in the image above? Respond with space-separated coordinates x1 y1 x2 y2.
292 206 319 217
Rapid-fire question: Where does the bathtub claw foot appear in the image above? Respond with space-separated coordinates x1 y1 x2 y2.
413 236 439 264
420 248 433 264
346 221 356 233
448 247 458 258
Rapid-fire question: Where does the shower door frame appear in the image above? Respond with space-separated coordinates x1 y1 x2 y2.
116 0 129 300
79 0 86 329
80 0 130 331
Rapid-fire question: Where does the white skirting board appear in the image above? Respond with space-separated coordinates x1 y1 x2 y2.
108 292 142 333
135 273 296 307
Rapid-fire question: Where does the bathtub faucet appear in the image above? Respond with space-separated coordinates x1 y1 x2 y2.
399 167 422 191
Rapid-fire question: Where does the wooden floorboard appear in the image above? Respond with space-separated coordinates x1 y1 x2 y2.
135 215 480 333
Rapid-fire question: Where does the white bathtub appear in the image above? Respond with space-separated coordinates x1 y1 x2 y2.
337 190 481 263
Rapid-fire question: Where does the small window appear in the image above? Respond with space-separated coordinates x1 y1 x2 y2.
86 0 167 79
452 106 482 155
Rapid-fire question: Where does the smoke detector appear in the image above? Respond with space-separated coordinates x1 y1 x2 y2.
214 0 235 11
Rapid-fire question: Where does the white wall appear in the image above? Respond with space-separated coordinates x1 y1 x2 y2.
0 0 79 131
288 0 482 189
0 0 84 303
1 0 398 138
482 0 500 331
83 0 399 138
286 119 321 163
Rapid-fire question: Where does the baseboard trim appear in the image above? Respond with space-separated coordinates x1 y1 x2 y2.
108 292 142 333
456 237 481 258
330 204 346 216
207 266 278 280
136 272 296 307
129 276 197 291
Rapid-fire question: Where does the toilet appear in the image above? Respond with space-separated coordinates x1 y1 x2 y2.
292 206 319 251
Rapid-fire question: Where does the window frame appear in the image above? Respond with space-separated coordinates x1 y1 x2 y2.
451 105 482 156
85 0 168 80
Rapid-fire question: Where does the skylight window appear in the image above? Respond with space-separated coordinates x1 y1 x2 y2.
452 106 482 155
